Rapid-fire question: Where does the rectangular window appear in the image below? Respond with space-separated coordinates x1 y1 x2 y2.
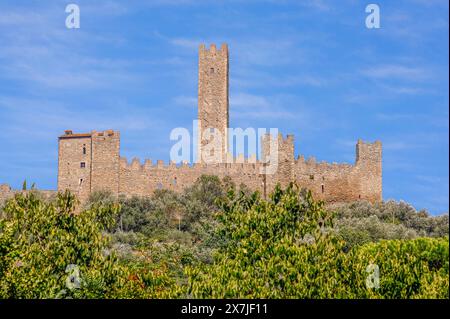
80 162 86 168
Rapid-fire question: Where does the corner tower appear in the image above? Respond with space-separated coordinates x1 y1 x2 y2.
57 130 93 202
198 43 229 163
57 129 120 202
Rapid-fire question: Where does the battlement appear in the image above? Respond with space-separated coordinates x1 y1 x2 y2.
295 155 354 171
59 131 91 139
261 132 294 143
119 156 262 171
92 129 117 137
199 43 228 55
356 139 382 166
59 129 118 139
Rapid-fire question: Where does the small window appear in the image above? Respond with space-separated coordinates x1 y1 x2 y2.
80 162 86 168
82 145 86 155
79 178 83 186
209 127 215 133
210 68 214 74
309 174 314 180
321 185 324 193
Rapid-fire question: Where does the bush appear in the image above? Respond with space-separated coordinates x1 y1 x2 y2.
0 191 123 298
185 184 449 298
185 184 350 298
344 237 449 298
0 191 175 298
331 200 449 247
336 215 418 250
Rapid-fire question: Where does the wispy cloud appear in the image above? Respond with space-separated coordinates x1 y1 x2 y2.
231 93 271 109
376 112 449 128
173 95 197 107
360 64 431 81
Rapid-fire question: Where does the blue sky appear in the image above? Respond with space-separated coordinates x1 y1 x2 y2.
0 0 448 214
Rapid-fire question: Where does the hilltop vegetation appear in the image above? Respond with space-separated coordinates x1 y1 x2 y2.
0 176 448 298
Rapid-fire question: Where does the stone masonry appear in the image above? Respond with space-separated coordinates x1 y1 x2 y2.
0 43 382 204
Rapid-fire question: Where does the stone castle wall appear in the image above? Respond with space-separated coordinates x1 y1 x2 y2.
53 129 380 204
0 183 56 205
17 42 381 205
0 184 14 203
2 132 381 205
118 158 264 197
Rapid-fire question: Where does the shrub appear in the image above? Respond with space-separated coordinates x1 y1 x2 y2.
185 184 449 298
0 191 122 298
0 191 174 298
185 184 350 298
344 237 449 298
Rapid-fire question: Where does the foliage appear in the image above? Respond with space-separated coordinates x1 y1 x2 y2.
335 215 418 250
0 190 120 298
1 176 448 299
0 191 173 298
332 200 449 239
185 185 350 298
343 237 449 299
184 184 449 298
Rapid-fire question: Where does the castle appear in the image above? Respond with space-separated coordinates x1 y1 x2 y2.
1 44 383 204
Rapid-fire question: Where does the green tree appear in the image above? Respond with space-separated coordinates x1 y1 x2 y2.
185 184 449 299
185 184 350 298
344 237 449 299
0 191 176 298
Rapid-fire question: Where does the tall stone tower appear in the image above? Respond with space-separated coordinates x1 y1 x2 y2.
197 43 229 163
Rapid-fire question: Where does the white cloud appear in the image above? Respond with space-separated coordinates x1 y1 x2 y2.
173 95 197 107
360 64 431 81
231 93 271 109
170 38 201 50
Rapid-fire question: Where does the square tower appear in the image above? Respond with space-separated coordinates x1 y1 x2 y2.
198 43 229 163
57 129 120 202
57 130 93 202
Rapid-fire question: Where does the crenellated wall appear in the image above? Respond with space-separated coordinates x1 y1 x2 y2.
118 156 265 197
0 183 56 205
54 43 382 204
56 128 382 204
113 134 382 203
